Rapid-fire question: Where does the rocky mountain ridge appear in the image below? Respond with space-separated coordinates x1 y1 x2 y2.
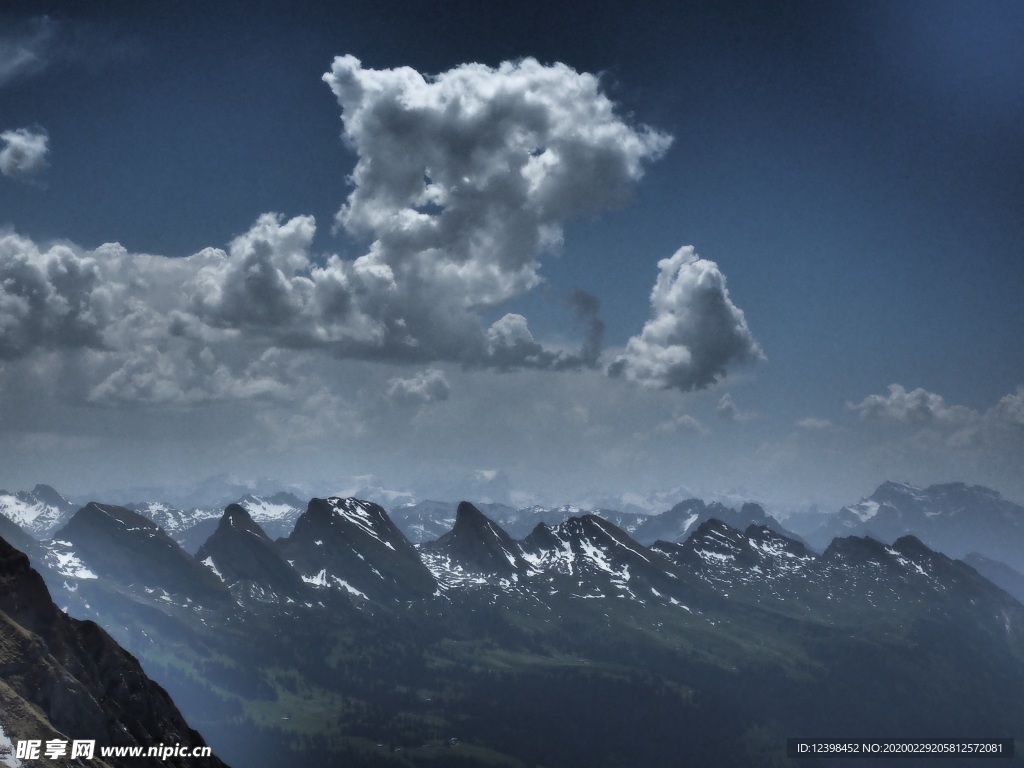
0 535 229 768
5 482 1024 767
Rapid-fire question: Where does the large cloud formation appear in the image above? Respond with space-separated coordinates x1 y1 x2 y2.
320 55 671 367
609 247 763 391
0 230 108 358
0 56 762 408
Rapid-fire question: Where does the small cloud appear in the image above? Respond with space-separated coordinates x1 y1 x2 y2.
657 410 707 435
716 393 756 422
0 127 49 181
385 368 450 406
796 417 833 431
609 247 764 392
0 230 107 358
992 386 1024 430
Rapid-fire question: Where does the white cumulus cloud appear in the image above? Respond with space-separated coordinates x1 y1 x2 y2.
0 230 109 357
992 386 1024 429
0 127 49 180
0 56 689 409
322 54 671 368
609 247 764 391
847 384 975 426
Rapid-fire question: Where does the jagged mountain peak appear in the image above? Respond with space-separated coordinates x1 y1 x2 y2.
456 499 484 519
196 505 304 604
550 513 630 544
225 502 248 516
865 480 1005 510
523 514 657 574
874 479 925 496
55 502 232 609
524 520 560 548
281 497 436 601
740 501 768 517
811 480 1024 572
421 502 530 579
291 497 406 546
218 503 269 538
672 518 759 568
0 485 78 539
668 498 707 513
29 483 72 506
72 501 161 530
449 501 516 543
652 519 816 584
890 533 931 555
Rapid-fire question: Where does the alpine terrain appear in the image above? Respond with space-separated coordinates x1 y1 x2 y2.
0 486 1022 767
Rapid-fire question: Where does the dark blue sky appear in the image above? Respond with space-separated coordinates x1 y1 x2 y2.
1 1 1022 510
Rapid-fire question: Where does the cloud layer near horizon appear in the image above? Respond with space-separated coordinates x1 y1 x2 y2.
0 56 763 408
848 383 1024 457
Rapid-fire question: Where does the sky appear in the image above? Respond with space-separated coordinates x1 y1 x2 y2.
0 0 1022 513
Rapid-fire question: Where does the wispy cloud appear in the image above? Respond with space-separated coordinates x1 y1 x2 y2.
656 409 707 435
0 17 58 88
796 417 833 431
716 393 756 422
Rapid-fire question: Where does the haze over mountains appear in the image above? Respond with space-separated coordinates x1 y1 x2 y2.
2 477 1024 766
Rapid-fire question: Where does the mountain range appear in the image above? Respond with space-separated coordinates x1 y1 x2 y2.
803 480 1024 573
2 480 1024 766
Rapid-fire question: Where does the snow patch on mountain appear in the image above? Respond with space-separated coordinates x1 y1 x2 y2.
847 500 880 523
48 544 98 580
300 568 369 598
0 724 23 768
201 556 224 581
0 485 77 538
328 498 396 549
419 551 494 589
